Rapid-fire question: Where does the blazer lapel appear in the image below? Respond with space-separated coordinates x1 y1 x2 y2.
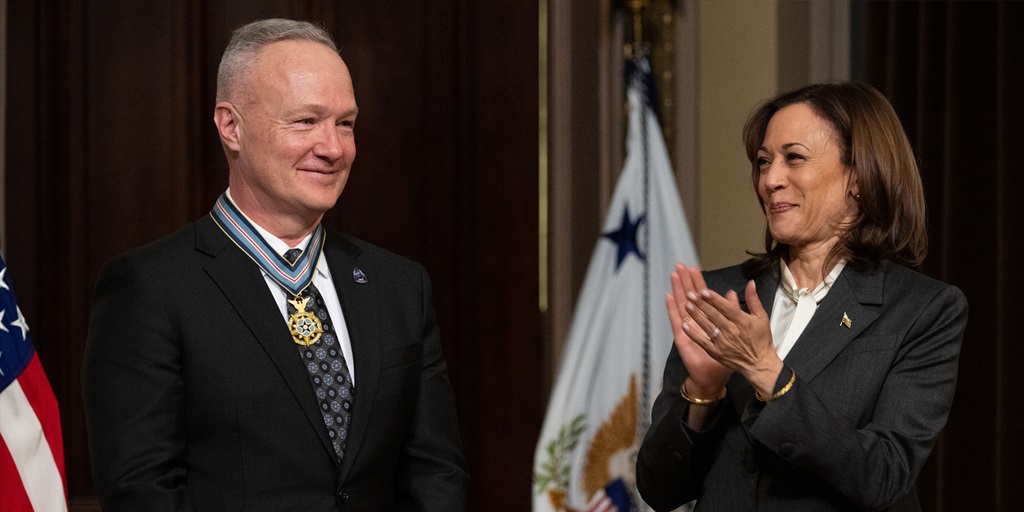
195 216 339 463
781 264 885 381
322 234 382 482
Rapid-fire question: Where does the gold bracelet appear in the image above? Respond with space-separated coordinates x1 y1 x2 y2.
756 369 796 402
680 382 727 405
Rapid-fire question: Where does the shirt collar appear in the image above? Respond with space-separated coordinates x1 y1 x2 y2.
779 258 846 305
225 188 328 279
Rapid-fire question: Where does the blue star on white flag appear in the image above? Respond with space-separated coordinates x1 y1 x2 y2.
603 207 647 272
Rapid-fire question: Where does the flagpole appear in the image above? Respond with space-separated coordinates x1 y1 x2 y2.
629 4 656 512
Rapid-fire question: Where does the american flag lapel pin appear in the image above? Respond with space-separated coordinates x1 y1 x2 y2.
841 312 852 329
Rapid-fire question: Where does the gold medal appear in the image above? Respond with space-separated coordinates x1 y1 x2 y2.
288 295 323 346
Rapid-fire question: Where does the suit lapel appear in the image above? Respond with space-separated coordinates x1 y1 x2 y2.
196 216 339 464
781 263 885 381
322 234 382 482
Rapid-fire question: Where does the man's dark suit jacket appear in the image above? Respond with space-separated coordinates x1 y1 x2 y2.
637 261 967 512
83 215 469 511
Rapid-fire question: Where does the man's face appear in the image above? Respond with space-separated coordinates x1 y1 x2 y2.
224 39 357 229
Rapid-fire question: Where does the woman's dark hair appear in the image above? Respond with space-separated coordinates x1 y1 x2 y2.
740 81 927 278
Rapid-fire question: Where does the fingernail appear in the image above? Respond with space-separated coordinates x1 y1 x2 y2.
701 289 711 298
685 302 695 312
686 292 698 301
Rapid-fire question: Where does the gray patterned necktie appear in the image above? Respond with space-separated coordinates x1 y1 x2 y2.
284 248 354 462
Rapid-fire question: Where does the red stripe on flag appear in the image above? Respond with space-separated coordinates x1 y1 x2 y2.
0 431 37 512
11 355 67 497
585 494 617 512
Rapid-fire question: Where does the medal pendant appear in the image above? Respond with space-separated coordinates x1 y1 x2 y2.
288 296 323 346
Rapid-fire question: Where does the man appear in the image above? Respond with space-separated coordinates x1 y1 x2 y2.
83 19 468 511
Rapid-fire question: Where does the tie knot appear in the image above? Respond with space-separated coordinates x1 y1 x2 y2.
284 248 302 264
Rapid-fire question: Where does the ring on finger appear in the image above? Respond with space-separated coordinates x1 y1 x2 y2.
710 326 721 339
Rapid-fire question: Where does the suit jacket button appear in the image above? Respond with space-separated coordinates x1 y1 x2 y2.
780 442 794 458
338 491 350 503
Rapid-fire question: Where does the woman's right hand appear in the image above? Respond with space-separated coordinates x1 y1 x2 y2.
665 264 733 396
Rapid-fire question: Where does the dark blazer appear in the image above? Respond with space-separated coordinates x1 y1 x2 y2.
636 261 966 512
83 215 468 511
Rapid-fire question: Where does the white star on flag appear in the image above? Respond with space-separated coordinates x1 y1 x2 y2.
11 306 30 340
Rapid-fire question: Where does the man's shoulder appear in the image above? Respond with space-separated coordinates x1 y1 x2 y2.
101 219 212 274
323 232 428 288
327 232 424 272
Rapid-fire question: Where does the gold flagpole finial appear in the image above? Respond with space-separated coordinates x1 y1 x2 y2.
629 0 649 55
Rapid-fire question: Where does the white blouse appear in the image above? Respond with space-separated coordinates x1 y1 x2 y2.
769 259 846 360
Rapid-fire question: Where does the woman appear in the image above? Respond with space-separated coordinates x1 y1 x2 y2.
636 82 966 511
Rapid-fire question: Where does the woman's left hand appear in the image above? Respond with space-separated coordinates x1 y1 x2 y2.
682 277 784 396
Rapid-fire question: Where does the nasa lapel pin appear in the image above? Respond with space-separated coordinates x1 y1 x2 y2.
352 267 368 284
841 312 852 329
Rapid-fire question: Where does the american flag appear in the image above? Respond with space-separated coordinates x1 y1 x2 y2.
585 489 619 512
0 256 67 511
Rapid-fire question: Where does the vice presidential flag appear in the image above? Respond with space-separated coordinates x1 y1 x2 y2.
533 56 698 511
0 256 68 511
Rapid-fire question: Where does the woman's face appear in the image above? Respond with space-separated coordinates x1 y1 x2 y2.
756 103 858 255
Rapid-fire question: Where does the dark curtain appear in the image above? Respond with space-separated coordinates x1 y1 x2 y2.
860 2 1024 510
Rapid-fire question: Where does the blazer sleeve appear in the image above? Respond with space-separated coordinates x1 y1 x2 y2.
394 265 470 511
636 266 748 511
748 283 967 509
82 256 194 512
636 340 729 511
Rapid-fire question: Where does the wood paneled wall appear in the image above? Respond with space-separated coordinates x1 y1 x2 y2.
3 1 541 509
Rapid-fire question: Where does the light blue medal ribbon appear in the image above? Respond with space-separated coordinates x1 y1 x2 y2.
210 194 327 345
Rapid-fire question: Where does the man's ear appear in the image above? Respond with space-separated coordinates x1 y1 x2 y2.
214 102 242 152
